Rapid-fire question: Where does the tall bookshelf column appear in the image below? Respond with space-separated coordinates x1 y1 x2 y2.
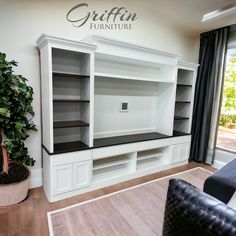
37 35 97 154
174 61 198 134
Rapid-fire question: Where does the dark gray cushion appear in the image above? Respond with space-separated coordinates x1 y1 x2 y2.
204 159 236 204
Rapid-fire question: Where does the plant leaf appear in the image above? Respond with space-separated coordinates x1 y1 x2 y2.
0 108 10 117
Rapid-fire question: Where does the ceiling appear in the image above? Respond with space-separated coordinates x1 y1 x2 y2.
157 0 236 36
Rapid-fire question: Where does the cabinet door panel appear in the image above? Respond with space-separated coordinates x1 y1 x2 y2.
179 143 190 161
171 145 179 163
52 164 73 194
73 161 91 189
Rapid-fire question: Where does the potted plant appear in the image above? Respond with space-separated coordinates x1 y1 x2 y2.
0 52 37 206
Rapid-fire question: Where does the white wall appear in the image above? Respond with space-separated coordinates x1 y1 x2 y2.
94 78 176 138
0 0 199 187
95 78 159 138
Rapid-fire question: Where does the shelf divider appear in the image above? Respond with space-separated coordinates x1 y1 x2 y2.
54 120 89 129
53 99 90 103
53 72 90 79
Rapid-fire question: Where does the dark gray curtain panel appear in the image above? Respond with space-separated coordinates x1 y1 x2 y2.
190 27 229 163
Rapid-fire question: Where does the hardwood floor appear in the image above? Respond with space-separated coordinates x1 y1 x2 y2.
0 162 215 236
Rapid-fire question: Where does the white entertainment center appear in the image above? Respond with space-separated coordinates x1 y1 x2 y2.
37 34 198 202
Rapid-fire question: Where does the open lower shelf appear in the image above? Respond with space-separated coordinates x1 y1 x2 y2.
54 141 89 154
137 153 162 161
93 156 132 170
174 116 189 120
93 163 133 183
137 147 168 171
53 99 90 103
53 120 89 128
53 71 89 79
137 158 169 171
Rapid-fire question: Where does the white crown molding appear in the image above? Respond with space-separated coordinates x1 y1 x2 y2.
37 34 97 51
83 34 180 60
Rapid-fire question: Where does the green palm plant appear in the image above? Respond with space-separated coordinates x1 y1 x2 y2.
0 52 37 175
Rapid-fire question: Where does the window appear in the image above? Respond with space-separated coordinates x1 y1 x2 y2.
216 49 236 152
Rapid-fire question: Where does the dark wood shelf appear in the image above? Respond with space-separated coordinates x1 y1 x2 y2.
43 131 191 155
54 141 89 154
173 130 190 136
53 99 90 103
175 101 191 104
54 120 89 129
177 84 192 87
174 116 189 120
94 132 170 148
53 72 89 79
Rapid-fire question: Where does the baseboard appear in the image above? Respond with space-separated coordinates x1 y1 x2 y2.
212 160 225 170
29 168 43 189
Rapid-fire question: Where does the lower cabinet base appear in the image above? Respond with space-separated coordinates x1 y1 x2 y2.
43 136 191 202
44 160 188 202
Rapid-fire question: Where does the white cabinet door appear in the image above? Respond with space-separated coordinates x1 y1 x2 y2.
171 145 179 163
52 164 73 194
73 161 91 189
179 143 190 161
171 142 190 163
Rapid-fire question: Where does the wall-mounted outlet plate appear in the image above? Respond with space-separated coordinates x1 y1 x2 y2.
120 101 128 112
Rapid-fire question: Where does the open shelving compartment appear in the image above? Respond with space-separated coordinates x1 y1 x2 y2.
93 75 176 145
52 48 91 153
94 53 177 83
137 146 170 171
92 152 136 183
173 68 194 134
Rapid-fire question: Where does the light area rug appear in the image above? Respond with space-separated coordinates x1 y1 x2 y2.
48 167 212 236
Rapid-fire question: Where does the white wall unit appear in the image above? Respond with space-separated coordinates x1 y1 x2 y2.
38 35 198 202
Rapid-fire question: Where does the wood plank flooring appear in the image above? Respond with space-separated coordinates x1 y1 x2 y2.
0 162 215 236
